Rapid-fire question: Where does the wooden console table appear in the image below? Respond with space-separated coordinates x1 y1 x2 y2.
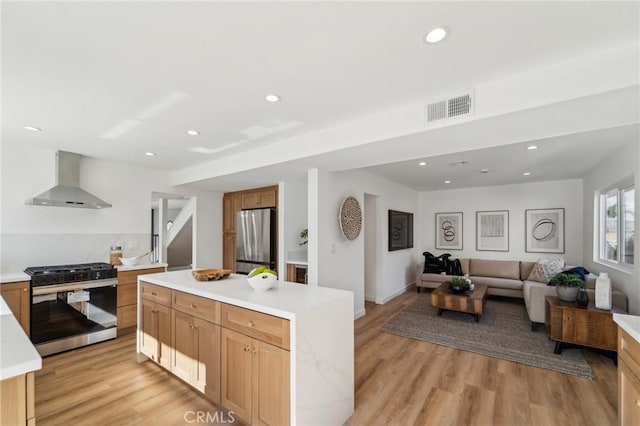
545 295 619 355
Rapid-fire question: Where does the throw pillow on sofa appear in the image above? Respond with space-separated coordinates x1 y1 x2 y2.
527 258 565 283
423 252 451 274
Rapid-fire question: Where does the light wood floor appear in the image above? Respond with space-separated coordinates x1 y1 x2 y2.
34 291 617 426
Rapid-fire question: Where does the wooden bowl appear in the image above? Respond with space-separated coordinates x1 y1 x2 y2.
191 269 232 281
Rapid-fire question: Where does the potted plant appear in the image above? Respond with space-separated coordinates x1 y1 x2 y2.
299 228 308 246
449 276 471 294
549 273 583 302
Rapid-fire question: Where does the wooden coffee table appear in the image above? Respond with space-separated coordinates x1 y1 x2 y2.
431 282 489 322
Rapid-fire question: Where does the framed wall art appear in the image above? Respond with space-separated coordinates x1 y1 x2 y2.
435 212 463 250
526 208 565 253
476 210 509 251
388 210 414 251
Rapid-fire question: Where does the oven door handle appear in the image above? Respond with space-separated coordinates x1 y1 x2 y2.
32 279 118 295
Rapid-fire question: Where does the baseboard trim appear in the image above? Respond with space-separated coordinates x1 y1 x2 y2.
354 309 366 320
375 281 416 305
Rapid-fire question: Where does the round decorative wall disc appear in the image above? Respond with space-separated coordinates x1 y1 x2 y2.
339 196 362 241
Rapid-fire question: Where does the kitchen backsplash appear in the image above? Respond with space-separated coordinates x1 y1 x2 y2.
1 233 151 273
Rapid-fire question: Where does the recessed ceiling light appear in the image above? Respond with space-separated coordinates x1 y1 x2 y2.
522 172 531 176
425 27 450 44
481 169 489 174
527 145 538 150
186 130 199 136
444 180 451 184
24 126 42 132
419 161 427 166
145 152 156 157
265 94 281 103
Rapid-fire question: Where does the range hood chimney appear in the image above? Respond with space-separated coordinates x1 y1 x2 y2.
25 151 112 209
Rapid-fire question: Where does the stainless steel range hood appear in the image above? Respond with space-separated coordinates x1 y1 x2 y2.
25 151 112 209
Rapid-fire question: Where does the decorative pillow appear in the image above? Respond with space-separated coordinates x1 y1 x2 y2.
527 258 565 284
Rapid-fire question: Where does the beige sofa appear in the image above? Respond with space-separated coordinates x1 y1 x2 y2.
416 258 628 329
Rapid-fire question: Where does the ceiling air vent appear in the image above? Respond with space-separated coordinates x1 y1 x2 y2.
425 90 474 123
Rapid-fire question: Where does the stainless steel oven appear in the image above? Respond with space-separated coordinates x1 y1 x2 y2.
25 263 118 356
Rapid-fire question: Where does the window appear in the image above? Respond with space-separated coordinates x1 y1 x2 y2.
599 183 634 266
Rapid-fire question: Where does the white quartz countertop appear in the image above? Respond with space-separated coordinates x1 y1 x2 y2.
0 272 30 284
0 297 42 380
614 313 640 344
116 262 167 272
139 270 352 320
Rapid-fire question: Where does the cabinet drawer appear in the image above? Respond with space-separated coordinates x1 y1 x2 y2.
140 282 171 306
221 304 290 350
173 291 221 324
119 268 165 285
117 283 137 307
117 305 137 330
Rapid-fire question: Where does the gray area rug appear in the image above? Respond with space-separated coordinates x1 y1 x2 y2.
380 294 594 379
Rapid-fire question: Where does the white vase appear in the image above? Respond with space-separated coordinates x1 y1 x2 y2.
595 272 612 310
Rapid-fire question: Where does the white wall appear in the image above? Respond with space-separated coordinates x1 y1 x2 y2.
417 179 584 265
309 168 418 319
280 179 308 266
582 140 639 314
0 144 222 272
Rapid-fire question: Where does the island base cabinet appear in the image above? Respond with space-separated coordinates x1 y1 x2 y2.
252 339 290 426
619 327 640 425
221 328 253 423
139 298 172 370
221 328 290 426
0 372 35 425
172 310 221 404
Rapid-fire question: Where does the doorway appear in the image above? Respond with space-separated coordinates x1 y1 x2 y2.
364 193 379 303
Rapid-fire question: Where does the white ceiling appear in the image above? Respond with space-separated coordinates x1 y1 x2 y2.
2 1 639 190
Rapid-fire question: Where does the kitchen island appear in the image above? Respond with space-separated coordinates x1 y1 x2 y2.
137 270 354 426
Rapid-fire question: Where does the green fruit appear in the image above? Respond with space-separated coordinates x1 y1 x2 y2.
248 266 266 278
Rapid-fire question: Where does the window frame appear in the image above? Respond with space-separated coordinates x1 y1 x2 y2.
597 180 635 269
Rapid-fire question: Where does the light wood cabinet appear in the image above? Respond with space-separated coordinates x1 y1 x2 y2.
618 327 640 425
117 267 165 335
223 186 278 273
140 292 172 370
221 328 290 426
223 233 236 272
223 194 242 233
1 281 30 336
286 263 307 284
0 372 35 426
138 283 291 425
221 328 254 422
172 310 222 403
241 189 277 209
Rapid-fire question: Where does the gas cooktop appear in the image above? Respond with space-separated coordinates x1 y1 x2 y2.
25 262 117 286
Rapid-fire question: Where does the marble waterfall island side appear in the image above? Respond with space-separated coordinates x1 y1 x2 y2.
136 270 354 426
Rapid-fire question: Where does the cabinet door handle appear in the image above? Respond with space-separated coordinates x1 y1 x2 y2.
248 320 254 327
191 303 197 309
23 288 28 292
151 292 157 296
243 346 251 352
636 399 640 407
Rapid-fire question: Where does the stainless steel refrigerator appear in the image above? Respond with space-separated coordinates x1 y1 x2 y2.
235 207 276 274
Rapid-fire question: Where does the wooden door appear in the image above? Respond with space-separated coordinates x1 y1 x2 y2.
157 303 173 370
619 359 640 426
221 328 253 423
194 317 221 403
172 310 195 383
223 233 236 271
0 281 30 336
252 340 290 426
223 196 234 233
139 299 157 361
